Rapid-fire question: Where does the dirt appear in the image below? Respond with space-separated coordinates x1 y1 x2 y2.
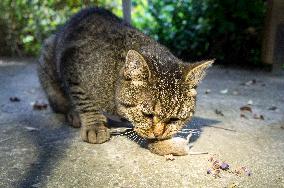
0 58 283 188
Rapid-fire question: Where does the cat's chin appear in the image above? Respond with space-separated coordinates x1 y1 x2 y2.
134 128 173 140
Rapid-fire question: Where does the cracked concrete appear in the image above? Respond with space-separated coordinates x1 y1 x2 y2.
0 58 283 188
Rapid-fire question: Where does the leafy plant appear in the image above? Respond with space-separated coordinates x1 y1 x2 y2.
131 0 267 65
0 0 267 66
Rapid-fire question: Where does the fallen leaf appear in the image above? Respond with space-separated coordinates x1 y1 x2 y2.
253 114 264 120
9 97 20 102
32 101 48 110
268 106 277 111
215 109 224 116
240 106 252 113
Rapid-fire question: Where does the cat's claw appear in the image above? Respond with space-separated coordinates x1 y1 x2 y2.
80 124 110 144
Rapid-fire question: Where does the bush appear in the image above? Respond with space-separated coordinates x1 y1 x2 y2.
0 0 120 56
0 0 267 66
131 0 267 65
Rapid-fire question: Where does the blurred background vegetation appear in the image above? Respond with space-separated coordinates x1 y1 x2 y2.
0 0 267 66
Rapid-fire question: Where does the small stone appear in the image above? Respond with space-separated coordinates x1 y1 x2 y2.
220 89 228 94
25 126 39 131
205 89 211 94
165 154 175 161
232 91 239 95
247 100 253 105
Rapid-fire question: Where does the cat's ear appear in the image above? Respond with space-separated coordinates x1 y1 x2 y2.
122 50 150 81
184 60 214 87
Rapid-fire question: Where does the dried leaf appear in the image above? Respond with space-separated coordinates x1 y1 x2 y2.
32 101 48 110
9 97 20 102
215 109 224 116
253 114 264 120
268 106 277 111
240 106 252 113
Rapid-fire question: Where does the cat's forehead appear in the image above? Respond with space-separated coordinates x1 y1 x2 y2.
152 72 185 105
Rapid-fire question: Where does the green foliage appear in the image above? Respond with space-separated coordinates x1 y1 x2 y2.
0 0 120 56
0 0 267 66
131 0 267 65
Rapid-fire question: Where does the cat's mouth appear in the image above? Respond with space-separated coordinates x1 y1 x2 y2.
134 122 178 140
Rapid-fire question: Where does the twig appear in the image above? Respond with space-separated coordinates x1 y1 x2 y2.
206 125 237 132
189 151 209 155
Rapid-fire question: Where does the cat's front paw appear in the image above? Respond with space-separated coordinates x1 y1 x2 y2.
80 124 110 144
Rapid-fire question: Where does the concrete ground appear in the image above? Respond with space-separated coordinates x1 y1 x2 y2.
0 58 283 188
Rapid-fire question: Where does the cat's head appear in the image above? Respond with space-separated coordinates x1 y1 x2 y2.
116 50 213 140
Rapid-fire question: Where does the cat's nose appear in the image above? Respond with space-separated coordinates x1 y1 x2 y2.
153 122 165 137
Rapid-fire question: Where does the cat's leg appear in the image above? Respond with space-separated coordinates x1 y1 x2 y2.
37 35 69 114
67 85 110 144
38 35 82 128
79 112 110 144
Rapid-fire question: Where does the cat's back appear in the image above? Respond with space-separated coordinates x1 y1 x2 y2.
55 7 129 66
54 7 141 113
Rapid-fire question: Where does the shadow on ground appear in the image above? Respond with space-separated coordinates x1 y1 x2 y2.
14 114 220 187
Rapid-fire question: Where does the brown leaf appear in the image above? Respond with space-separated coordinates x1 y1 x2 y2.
268 106 277 111
215 109 224 116
32 101 48 110
240 106 252 113
253 114 264 120
9 97 20 102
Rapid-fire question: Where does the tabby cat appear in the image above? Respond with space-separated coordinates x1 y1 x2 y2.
38 8 213 154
